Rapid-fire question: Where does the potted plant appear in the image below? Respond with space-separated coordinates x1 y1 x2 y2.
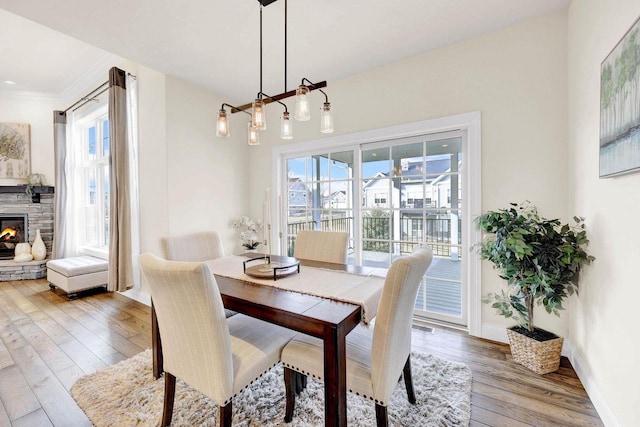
476 202 595 374
232 216 263 251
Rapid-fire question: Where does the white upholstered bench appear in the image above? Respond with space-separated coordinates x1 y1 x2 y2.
46 256 109 299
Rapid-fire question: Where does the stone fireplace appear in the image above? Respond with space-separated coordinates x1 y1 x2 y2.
0 186 54 281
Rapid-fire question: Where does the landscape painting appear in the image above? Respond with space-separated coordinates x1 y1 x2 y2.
0 123 31 179
600 16 640 177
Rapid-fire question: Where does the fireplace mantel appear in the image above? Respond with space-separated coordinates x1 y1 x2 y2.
0 185 54 203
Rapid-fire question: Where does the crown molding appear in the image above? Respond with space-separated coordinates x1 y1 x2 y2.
0 52 124 105
57 52 123 107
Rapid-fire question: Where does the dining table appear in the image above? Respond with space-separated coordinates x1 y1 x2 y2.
151 254 385 427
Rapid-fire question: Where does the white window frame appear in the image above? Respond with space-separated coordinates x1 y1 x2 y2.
271 112 482 335
72 105 110 259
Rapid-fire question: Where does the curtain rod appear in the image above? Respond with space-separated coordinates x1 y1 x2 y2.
64 80 108 113
71 86 109 112
63 72 137 113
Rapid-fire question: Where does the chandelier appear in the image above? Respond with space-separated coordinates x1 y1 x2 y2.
216 0 334 145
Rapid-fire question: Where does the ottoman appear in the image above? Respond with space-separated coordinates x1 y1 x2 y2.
46 256 109 299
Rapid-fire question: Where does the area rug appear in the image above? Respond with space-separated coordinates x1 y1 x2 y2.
71 349 471 426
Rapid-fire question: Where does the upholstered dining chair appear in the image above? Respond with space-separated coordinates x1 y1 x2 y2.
280 245 433 427
161 231 236 318
161 231 225 262
292 230 349 264
139 253 296 427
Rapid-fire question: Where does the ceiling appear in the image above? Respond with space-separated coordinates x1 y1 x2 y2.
0 0 569 103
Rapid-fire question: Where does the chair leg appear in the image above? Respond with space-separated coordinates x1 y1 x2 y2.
402 355 416 404
161 372 176 426
284 367 297 422
375 404 389 427
295 371 308 395
219 401 232 427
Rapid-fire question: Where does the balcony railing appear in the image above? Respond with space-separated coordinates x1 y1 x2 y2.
287 215 462 258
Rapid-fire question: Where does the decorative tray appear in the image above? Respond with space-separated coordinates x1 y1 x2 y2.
243 256 300 281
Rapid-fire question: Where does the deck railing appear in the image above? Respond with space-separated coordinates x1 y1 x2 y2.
287 215 462 258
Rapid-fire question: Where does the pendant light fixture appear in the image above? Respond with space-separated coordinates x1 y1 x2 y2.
216 108 230 137
248 121 260 145
216 0 334 145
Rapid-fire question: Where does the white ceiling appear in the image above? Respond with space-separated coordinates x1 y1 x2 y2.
0 0 569 103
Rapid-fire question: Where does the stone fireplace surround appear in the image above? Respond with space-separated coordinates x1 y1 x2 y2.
0 186 54 281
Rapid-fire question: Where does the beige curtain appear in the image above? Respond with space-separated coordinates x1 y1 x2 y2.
108 67 133 292
52 111 67 259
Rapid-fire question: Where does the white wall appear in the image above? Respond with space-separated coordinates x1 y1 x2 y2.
136 65 168 259
249 12 570 337
568 1 640 425
164 75 250 255
0 95 55 185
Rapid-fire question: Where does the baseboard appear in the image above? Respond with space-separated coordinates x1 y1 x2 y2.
481 324 619 426
566 346 621 427
120 287 151 306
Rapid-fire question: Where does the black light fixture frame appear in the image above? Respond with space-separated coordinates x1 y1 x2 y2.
228 0 328 114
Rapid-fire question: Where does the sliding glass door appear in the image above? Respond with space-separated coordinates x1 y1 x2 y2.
281 128 471 328
360 132 465 326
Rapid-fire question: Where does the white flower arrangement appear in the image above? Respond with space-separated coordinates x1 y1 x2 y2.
232 216 263 250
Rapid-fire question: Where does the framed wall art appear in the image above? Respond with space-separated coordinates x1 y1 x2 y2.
0 123 31 179
600 15 640 178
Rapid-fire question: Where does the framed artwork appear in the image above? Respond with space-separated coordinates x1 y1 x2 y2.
0 123 31 179
600 15 640 178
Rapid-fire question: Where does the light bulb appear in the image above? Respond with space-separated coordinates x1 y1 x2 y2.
320 102 334 133
216 109 230 137
252 98 266 130
281 111 293 139
294 85 310 121
248 121 260 145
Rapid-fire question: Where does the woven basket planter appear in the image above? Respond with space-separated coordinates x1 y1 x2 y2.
506 327 564 375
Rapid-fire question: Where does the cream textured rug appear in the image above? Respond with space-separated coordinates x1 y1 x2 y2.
71 349 471 426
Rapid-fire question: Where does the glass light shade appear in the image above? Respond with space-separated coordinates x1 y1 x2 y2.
294 85 310 121
281 111 293 139
320 102 334 133
252 98 266 130
248 121 260 145
216 109 230 137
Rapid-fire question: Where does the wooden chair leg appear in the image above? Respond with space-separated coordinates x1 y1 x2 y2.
402 355 416 404
219 401 232 427
284 367 297 422
375 403 389 427
161 372 176 426
295 371 308 395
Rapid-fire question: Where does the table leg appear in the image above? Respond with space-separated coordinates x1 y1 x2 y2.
323 325 347 427
152 301 163 379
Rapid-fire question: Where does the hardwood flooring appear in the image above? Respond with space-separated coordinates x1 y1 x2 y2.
0 279 602 426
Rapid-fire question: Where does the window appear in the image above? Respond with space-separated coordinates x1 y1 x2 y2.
284 152 354 251
74 105 110 254
374 193 387 205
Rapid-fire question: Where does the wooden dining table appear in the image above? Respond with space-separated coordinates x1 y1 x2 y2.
151 255 379 427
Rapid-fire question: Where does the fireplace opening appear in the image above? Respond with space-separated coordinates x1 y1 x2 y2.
0 214 28 260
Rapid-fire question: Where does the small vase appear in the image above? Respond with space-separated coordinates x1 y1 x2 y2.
31 229 46 261
15 242 31 257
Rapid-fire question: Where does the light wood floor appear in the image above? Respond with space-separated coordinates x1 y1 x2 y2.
0 279 602 427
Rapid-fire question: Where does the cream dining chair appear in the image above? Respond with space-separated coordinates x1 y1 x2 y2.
280 245 433 427
139 253 296 427
161 231 236 318
292 230 349 264
161 231 225 262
